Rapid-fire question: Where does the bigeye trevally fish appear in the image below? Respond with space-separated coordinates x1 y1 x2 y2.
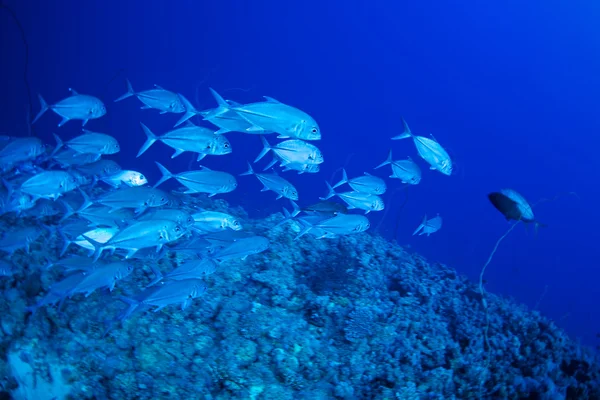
413 214 442 236
332 169 386 194
240 163 298 201
137 122 231 161
296 213 370 240
204 88 321 141
375 150 422 185
101 170 148 188
154 162 237 197
321 182 384 214
392 118 452 176
254 136 323 165
55 130 120 156
114 79 185 114
488 189 545 231
20 170 79 201
33 89 106 127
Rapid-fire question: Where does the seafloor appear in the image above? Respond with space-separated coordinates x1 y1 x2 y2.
0 197 598 400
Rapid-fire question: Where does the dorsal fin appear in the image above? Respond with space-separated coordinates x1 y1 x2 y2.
263 96 281 104
68 88 79 96
154 84 166 90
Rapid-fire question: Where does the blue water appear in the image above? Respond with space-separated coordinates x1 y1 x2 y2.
1 0 599 396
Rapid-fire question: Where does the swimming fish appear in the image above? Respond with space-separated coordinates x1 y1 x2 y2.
137 122 231 161
240 162 298 200
254 136 323 165
392 118 452 176
154 162 237 196
33 89 106 127
332 169 386 194
413 214 442 236
375 150 422 185
57 130 120 155
20 170 79 200
204 88 321 141
488 189 545 231
114 79 185 114
296 214 370 239
321 182 384 214
101 170 147 188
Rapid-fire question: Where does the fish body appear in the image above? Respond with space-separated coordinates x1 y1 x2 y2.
154 162 237 196
137 122 231 160
69 262 134 297
204 89 321 141
96 186 168 212
101 170 147 188
0 137 45 169
147 258 217 287
63 131 120 155
240 163 298 200
52 148 100 168
20 170 78 200
321 182 383 214
138 208 195 229
192 211 242 233
114 79 185 113
413 214 442 236
73 227 118 253
33 89 106 127
333 169 386 194
118 279 207 320
297 214 370 239
392 118 452 176
302 201 348 216
488 189 537 223
76 160 122 178
87 219 185 259
375 150 422 184
255 136 323 165
0 226 42 255
210 235 269 261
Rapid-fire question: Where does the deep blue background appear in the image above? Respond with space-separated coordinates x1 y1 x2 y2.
1 0 598 347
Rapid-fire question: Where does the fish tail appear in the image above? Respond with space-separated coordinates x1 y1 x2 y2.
319 181 336 201
290 200 301 218
114 79 135 102
2 178 14 199
57 227 72 257
76 188 94 213
145 263 164 288
59 199 75 222
254 136 272 163
32 93 49 124
82 234 105 262
412 214 427 235
294 219 313 240
262 158 278 172
137 122 158 157
332 168 349 189
116 295 140 321
153 161 173 188
375 150 393 169
391 117 413 140
239 162 255 176
50 133 64 158
203 88 230 120
174 93 198 127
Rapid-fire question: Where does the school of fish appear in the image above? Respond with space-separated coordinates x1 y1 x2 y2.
0 80 468 327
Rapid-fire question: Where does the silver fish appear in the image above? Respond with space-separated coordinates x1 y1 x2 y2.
175 93 269 134
51 148 101 168
413 214 442 236
333 169 386 194
137 122 231 160
0 226 42 255
0 137 45 169
33 88 106 127
101 170 147 188
28 272 88 314
20 170 79 200
392 118 452 176
76 159 122 178
59 130 120 155
154 162 237 197
72 227 118 254
297 214 370 239
86 219 185 260
96 186 169 212
488 189 537 224
375 150 421 185
240 162 298 200
192 211 242 233
147 258 217 287
210 235 269 261
114 79 185 114
68 261 134 297
117 279 207 320
138 208 195 229
321 182 384 214
204 89 321 141
254 136 323 165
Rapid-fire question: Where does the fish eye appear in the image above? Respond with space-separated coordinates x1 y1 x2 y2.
311 128 317 133
224 143 229 148
161 197 165 202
